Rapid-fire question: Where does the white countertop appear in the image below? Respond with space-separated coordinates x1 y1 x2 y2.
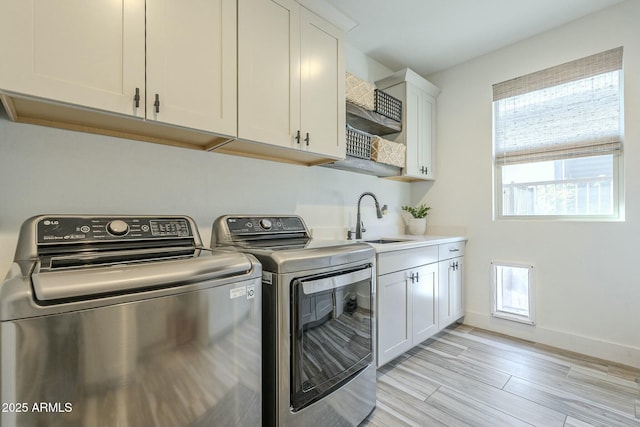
358 234 466 253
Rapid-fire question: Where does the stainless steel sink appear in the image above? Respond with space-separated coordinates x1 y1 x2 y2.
364 239 409 244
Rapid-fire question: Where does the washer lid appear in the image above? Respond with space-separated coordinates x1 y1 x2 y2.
31 250 254 302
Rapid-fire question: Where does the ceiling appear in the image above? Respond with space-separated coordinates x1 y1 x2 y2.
323 0 625 76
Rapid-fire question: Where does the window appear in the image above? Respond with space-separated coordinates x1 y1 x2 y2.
491 262 535 324
493 47 624 219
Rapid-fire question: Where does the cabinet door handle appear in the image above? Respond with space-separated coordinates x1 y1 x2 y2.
133 88 140 108
420 166 427 174
449 248 460 252
154 94 160 113
304 132 310 146
295 130 301 144
415 272 419 282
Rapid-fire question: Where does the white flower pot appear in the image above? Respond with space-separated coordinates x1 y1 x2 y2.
407 218 427 235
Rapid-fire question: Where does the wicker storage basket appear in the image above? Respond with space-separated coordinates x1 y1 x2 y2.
345 72 376 111
345 125 372 159
374 89 402 121
371 136 406 168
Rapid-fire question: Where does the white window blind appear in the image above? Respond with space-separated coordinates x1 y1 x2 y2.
493 47 623 166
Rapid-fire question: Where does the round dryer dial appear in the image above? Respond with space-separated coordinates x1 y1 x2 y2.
106 220 130 236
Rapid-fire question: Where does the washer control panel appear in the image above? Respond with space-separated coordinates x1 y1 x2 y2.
36 216 193 244
225 216 307 236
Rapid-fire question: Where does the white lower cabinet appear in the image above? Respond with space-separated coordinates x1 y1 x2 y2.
377 247 438 367
438 256 464 328
438 241 466 329
376 241 466 367
413 264 439 342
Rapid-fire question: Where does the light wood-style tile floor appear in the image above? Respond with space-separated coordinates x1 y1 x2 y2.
361 324 640 427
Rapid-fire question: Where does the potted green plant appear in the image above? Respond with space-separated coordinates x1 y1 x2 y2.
401 204 430 235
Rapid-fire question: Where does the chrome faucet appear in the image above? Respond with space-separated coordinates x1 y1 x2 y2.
353 192 383 240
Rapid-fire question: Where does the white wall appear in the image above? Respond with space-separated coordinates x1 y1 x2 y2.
420 0 640 367
345 43 394 82
0 51 407 274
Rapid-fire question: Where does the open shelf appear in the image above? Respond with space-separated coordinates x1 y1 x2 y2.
346 102 401 136
321 155 402 177
325 102 403 177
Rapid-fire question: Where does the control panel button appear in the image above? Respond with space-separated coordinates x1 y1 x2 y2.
106 220 129 236
259 219 273 230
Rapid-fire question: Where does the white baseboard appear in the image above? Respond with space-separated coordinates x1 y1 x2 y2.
463 310 640 369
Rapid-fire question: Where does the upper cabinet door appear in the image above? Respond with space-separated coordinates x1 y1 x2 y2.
299 8 345 158
403 84 422 178
238 0 300 148
404 84 435 179
0 0 145 117
146 0 237 136
376 69 440 181
238 0 345 159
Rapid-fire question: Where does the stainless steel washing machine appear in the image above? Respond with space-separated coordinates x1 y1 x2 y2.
212 215 376 427
0 215 262 427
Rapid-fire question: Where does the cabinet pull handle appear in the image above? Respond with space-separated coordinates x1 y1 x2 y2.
449 248 460 252
420 166 428 174
134 88 140 108
304 132 310 146
295 130 301 144
154 94 160 113
415 272 419 282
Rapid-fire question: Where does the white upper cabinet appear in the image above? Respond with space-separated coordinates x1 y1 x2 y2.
377 69 440 181
404 82 436 179
0 0 237 139
0 0 146 117
237 0 345 161
0 0 347 161
299 7 345 159
238 0 300 148
146 0 237 135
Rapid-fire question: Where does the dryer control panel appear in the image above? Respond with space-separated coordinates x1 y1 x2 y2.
225 216 307 236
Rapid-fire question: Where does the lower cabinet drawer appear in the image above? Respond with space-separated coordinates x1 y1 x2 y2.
377 246 438 275
438 241 465 260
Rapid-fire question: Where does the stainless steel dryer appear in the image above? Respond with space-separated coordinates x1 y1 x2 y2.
212 215 376 427
0 215 262 427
